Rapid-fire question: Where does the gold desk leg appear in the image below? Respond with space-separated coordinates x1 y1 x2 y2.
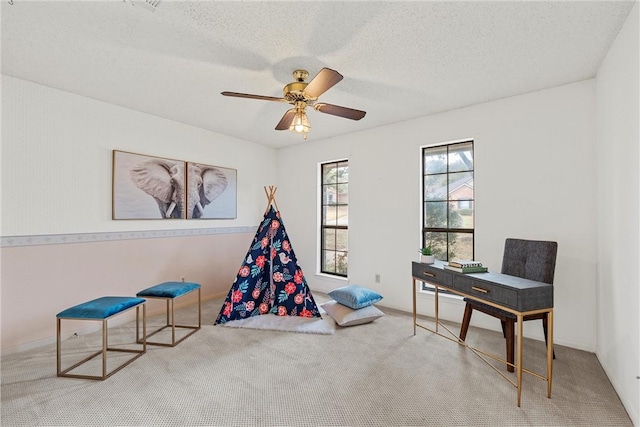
517 313 523 407
412 278 417 336
547 309 554 398
434 285 439 333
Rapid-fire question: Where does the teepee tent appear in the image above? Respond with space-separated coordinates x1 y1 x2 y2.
215 187 321 324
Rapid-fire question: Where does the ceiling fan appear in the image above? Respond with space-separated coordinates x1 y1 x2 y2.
221 68 366 140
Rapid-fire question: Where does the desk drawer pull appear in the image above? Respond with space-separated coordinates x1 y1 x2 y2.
422 272 435 278
471 286 489 294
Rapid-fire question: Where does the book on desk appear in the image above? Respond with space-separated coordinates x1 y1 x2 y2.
444 259 488 273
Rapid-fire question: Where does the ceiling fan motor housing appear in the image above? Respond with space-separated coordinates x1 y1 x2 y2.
283 70 318 103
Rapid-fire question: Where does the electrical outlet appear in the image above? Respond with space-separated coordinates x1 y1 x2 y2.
181 276 185 282
375 274 380 283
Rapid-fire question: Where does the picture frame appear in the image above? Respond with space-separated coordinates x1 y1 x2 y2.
186 162 237 219
112 150 186 219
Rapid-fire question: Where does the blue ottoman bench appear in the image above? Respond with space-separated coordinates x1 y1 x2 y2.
136 281 201 347
56 296 146 380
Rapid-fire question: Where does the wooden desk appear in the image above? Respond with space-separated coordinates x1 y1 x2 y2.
411 260 554 407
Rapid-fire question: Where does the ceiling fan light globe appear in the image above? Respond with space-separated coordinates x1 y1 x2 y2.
289 110 311 134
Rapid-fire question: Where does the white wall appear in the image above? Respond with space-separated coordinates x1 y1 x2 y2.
277 80 598 352
1 75 276 236
0 76 277 353
596 3 639 425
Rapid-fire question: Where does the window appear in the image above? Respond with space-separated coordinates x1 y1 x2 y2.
422 141 474 262
321 160 348 277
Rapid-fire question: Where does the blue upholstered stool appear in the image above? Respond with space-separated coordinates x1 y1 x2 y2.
136 281 201 347
56 296 146 380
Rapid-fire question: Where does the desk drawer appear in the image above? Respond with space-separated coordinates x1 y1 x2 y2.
453 275 518 308
412 262 452 287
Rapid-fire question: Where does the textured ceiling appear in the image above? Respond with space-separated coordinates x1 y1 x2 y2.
1 1 635 149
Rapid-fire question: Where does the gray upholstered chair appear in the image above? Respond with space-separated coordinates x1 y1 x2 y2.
458 238 558 372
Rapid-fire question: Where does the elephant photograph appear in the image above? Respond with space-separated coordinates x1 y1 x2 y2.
186 162 236 219
112 150 236 220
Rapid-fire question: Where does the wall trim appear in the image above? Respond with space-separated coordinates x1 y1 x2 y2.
1 226 257 248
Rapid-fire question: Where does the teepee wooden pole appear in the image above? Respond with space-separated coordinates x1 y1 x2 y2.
264 186 279 214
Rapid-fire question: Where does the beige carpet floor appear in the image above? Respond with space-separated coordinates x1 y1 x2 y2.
0 294 633 426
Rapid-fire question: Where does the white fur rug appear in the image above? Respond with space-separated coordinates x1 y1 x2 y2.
220 314 335 335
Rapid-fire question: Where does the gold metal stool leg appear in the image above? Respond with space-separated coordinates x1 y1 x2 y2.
138 287 201 347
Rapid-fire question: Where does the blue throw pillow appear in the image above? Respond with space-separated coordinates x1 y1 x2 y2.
328 285 383 309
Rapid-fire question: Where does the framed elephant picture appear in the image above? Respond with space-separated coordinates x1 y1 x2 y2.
112 150 187 219
186 162 237 219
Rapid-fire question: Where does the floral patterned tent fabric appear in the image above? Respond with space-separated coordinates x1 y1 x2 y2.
215 204 321 324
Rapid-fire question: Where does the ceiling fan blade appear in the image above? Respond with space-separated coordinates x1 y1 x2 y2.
275 109 296 130
314 103 366 121
304 68 343 98
221 91 287 103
